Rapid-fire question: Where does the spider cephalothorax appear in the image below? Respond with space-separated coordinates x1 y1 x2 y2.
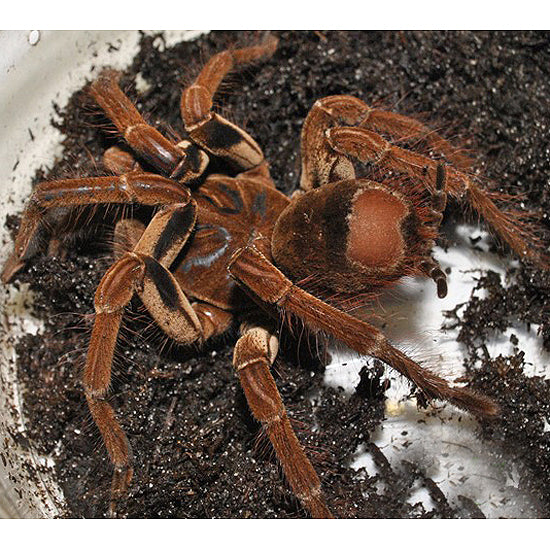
3 35 548 519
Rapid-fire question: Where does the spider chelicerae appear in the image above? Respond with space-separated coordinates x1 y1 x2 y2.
3 34 548 518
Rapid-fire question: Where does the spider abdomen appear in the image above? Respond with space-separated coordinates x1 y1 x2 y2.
272 180 416 293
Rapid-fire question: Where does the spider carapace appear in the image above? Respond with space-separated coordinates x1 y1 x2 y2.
3 35 547 518
178 173 290 311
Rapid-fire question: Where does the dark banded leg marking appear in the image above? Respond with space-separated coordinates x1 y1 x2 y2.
418 163 448 298
180 36 278 170
134 202 197 268
420 258 448 299
138 255 202 343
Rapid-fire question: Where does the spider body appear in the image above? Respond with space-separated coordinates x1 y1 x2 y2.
3 35 547 518
272 179 426 293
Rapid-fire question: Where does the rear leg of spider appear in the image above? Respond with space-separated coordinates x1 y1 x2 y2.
326 124 548 266
299 94 473 192
421 163 448 298
229 245 499 418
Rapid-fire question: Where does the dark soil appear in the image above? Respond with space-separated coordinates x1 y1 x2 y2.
8 30 550 518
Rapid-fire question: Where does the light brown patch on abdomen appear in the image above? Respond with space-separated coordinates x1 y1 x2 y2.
347 187 408 269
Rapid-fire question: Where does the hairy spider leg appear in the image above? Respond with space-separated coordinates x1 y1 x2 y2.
103 145 144 174
300 96 453 296
228 245 499 418
180 35 278 170
1 173 190 283
84 196 237 517
85 200 199 507
90 73 209 183
300 95 472 192
327 125 548 266
112 216 234 339
113 218 148 258
233 323 333 518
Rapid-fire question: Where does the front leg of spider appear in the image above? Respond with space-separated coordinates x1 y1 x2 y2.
84 201 199 516
84 197 237 517
0 172 191 283
180 36 278 171
89 72 209 182
233 322 333 518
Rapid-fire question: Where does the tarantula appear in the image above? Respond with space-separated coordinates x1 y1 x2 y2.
3 35 547 519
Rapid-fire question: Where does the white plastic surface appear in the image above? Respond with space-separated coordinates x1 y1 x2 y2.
325 233 549 518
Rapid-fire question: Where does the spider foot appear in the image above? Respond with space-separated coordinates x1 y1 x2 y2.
420 257 447 298
109 465 134 518
1 252 24 283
